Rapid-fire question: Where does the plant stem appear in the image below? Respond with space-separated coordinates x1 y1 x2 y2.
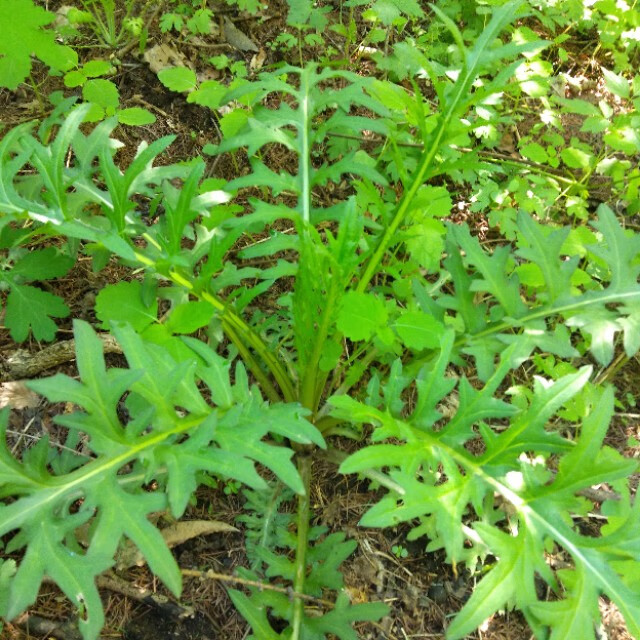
299 69 312 226
167 269 296 401
315 345 379 421
221 320 282 403
291 455 312 640
182 568 334 607
300 276 338 413
135 254 296 402
27 74 45 113
203 290 296 401
355 111 448 293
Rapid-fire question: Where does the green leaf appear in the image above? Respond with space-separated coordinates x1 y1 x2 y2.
365 0 423 26
409 185 452 219
99 483 182 595
319 340 342 372
64 70 86 88
82 103 105 123
219 109 249 137
188 80 226 109
589 204 640 292
10 247 74 281
619 307 640 357
228 590 283 640
520 142 548 163
566 307 620 365
161 160 206 255
96 133 179 233
602 67 630 99
6 520 112 639
158 66 197 93
28 319 141 454
113 323 209 417
446 526 539 639
82 79 120 111
560 147 592 170
394 311 444 350
181 337 233 408
411 329 457 426
140 324 198 364
166 301 215 334
159 12 183 33
186 8 212 35
515 211 573 302
286 0 313 25
529 568 600 640
81 60 112 77
336 291 388 341
95 281 158 332
404 219 445 271
339 443 413 474
452 223 526 318
0 559 16 617
549 386 635 500
305 592 389 639
4 284 69 342
160 444 267 517
117 107 156 126
0 0 77 90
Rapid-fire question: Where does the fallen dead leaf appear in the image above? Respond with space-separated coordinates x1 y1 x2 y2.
498 130 517 154
143 43 189 74
250 47 267 72
117 519 238 569
197 67 223 83
0 381 40 410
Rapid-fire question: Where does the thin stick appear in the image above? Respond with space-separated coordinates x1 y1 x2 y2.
181 567 334 608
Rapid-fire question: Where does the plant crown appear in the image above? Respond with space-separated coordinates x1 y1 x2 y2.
1 1 640 639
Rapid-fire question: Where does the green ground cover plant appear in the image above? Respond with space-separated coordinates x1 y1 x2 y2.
64 0 153 49
1 0 640 639
0 0 77 91
63 60 156 125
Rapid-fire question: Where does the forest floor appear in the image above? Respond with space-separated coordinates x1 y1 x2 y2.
1 1 639 639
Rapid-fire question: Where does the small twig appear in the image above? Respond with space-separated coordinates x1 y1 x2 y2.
41 572 196 619
326 131 574 179
175 38 232 50
0 334 121 382
577 486 620 503
13 613 83 640
5 429 92 458
130 94 170 118
181 568 335 608
98 572 195 619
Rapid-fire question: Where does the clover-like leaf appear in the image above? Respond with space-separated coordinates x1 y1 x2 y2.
4 284 69 342
0 0 77 90
10 247 74 281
